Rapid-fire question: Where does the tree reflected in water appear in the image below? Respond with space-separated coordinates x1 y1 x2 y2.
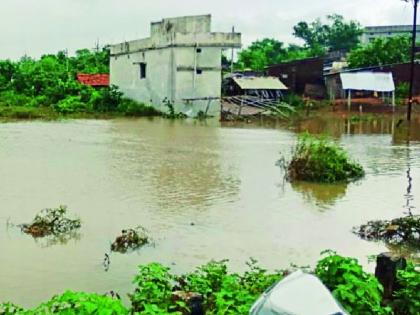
291 181 348 209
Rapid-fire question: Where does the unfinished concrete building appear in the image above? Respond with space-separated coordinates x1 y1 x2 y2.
110 15 241 117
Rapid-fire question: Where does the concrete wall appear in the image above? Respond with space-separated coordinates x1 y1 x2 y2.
110 44 225 116
151 15 211 36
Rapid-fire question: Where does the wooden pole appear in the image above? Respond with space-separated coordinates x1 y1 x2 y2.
347 90 351 111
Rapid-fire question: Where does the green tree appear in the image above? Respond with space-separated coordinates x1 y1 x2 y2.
237 39 323 71
347 36 411 68
237 38 287 71
0 60 16 91
293 14 363 51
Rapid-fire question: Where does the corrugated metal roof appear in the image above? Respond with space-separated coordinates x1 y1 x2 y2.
233 76 288 90
77 74 110 86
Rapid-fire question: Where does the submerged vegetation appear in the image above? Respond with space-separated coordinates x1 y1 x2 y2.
1 252 418 314
284 133 365 183
111 226 151 253
354 215 420 249
20 205 81 239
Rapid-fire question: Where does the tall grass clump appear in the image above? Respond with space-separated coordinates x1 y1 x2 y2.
286 133 365 183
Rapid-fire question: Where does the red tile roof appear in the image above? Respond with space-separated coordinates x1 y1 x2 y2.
77 73 109 87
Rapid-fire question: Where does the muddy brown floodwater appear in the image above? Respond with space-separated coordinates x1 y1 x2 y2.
0 115 419 307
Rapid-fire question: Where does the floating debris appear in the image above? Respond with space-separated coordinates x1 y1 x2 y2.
353 215 420 249
20 205 81 238
111 226 150 253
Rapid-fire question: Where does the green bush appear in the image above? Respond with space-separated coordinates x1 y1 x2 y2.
129 263 177 314
34 291 127 315
130 260 284 315
315 250 391 315
393 262 420 315
0 291 127 315
286 133 365 183
0 91 33 107
89 85 122 112
55 95 91 114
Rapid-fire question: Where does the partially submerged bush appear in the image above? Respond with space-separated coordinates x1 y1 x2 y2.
111 226 150 253
285 133 365 183
20 205 81 238
353 215 420 249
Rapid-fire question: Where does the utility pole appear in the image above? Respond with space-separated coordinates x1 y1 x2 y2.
407 0 419 121
231 26 235 74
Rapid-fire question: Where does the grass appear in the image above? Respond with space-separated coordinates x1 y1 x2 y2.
0 104 162 121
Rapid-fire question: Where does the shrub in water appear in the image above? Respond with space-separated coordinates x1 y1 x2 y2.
20 205 81 238
353 215 420 249
286 133 365 183
111 226 150 253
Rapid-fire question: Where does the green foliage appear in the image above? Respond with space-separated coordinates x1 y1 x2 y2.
237 39 322 71
348 36 411 68
0 302 24 315
393 262 420 315
315 250 391 315
55 95 90 114
0 48 159 118
130 259 284 315
396 82 410 105
293 14 362 51
130 263 176 313
286 133 365 183
0 291 127 315
33 291 128 315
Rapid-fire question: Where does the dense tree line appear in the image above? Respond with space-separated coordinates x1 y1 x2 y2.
237 14 362 71
237 14 412 71
0 48 158 116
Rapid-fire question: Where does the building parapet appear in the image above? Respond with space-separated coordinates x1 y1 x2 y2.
111 32 241 56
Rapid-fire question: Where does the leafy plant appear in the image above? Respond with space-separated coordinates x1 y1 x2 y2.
392 262 420 314
0 292 127 315
285 133 365 183
0 302 24 315
129 263 176 313
315 250 391 315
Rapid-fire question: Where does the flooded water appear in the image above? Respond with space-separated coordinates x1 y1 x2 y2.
0 115 419 307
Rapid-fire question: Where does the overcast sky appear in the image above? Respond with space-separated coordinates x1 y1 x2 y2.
0 0 415 59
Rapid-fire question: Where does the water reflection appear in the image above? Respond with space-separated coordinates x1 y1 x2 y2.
31 230 82 248
291 181 348 209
